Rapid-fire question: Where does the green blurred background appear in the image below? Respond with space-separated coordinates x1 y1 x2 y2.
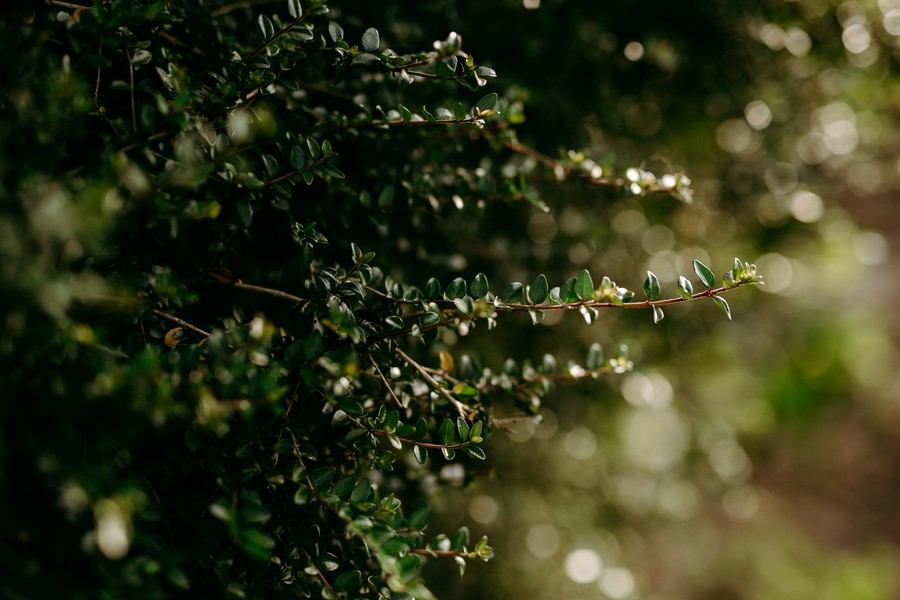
352 0 900 598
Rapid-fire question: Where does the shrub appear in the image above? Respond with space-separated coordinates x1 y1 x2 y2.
0 2 759 598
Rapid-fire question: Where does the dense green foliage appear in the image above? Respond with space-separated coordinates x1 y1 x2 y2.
10 0 900 598
0 2 770 598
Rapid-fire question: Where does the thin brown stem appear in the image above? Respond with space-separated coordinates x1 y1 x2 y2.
395 348 469 417
369 354 403 408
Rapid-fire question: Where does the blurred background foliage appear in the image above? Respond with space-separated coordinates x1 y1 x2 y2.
366 0 900 598
2 0 899 599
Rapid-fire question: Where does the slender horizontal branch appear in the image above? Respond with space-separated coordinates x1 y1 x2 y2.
370 429 473 450
76 294 211 338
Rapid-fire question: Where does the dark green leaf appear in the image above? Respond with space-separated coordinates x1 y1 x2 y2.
258 14 275 39
440 418 456 446
456 416 470 441
425 277 441 298
652 305 665 324
289 145 306 170
470 273 489 298
377 185 395 208
475 92 498 114
415 418 428 440
384 410 400 432
559 277 578 303
452 526 470 551
446 277 467 299
306 137 321 160
287 0 302 19
262 154 278 177
575 270 593 300
309 467 336 488
500 282 523 303
333 476 355 500
350 478 371 503
693 259 715 289
413 445 427 465
643 270 660 300
334 570 361 593
529 274 548 305
383 537 410 557
712 295 732 320
421 311 440 326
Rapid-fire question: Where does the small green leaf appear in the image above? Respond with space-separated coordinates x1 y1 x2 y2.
470 421 483 442
500 282 524 303
586 343 604 370
262 154 278 177
258 14 275 39
529 274 548 305
559 277 578 303
413 445 427 465
425 277 441 298
470 273 489 298
306 137 321 160
452 526 470 551
693 259 715 289
309 467 336 488
456 416 470 441
421 311 440 326
415 418 428 440
677 275 693 299
328 21 343 43
446 277 467 299
361 27 380 51
465 445 486 460
643 270 660 300
334 570 362 593
350 478 371 503
652 305 665 324
712 295 732 320
440 418 456 446
475 92 498 114
377 185 395 208
383 410 400 432
289 145 306 170
732 257 745 279
287 0 302 19
575 270 594 300
333 477 355 500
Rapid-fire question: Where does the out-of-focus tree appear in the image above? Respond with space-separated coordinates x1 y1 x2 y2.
391 1 900 598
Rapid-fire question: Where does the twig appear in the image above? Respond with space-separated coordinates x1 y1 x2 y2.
395 348 468 417
78 294 211 338
369 354 403 408
128 51 137 133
